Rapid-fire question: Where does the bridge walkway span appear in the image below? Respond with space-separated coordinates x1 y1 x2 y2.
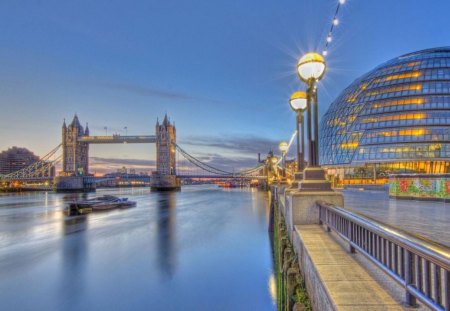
78 135 156 144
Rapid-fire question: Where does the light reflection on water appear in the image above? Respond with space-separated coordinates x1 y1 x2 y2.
0 185 276 311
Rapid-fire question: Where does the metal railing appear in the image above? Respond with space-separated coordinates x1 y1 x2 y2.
317 201 450 311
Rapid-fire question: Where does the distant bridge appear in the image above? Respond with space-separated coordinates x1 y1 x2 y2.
1 114 294 190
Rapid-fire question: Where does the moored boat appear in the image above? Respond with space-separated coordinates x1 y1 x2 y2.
69 195 136 213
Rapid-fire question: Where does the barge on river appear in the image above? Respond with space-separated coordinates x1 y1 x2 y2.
69 195 136 214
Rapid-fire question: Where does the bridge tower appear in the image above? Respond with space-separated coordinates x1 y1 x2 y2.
151 114 180 191
61 115 89 176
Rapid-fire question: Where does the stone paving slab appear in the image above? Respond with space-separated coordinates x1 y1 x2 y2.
315 264 374 281
295 225 410 311
325 281 400 306
306 249 356 265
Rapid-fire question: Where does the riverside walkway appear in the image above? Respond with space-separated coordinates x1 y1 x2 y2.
275 186 448 311
293 225 422 310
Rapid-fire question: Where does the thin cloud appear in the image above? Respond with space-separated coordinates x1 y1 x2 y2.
92 81 224 104
96 81 193 100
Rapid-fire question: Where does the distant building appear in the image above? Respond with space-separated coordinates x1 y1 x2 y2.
320 47 450 183
0 147 39 175
117 166 127 175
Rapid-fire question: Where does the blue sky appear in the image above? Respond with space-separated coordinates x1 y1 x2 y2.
1 0 449 173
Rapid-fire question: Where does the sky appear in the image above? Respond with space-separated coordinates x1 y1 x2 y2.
1 0 449 174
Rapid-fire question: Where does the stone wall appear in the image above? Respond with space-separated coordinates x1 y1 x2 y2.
272 189 310 311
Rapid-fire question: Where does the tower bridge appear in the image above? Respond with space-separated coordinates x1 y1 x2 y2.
1 114 275 192
57 114 179 191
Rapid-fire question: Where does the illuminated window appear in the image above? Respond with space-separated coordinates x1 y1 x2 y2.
373 71 421 83
365 84 422 97
360 113 427 123
341 142 359 149
371 98 425 109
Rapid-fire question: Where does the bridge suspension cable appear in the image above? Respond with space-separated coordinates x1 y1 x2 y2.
174 143 234 175
174 143 264 177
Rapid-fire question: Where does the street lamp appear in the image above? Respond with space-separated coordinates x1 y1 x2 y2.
297 52 326 166
278 141 288 178
270 155 278 181
289 91 307 175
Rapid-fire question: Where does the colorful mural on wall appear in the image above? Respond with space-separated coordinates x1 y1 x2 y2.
389 174 450 201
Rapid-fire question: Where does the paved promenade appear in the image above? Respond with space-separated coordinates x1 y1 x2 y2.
341 189 449 247
295 225 406 310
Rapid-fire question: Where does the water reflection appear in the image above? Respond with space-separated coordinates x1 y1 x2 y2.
156 192 177 278
0 186 276 311
64 216 88 235
60 216 88 307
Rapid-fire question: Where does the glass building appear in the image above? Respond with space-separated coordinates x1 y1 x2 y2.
320 47 450 181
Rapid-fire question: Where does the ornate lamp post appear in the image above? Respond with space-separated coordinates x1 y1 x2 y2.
289 91 307 177
271 155 278 181
278 141 288 178
278 53 342 233
295 52 333 192
297 52 326 166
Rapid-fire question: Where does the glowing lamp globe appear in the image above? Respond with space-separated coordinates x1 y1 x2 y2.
289 91 307 112
297 52 326 82
279 141 288 153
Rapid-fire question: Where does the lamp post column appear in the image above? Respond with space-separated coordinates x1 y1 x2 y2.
306 86 313 167
299 111 305 171
312 81 319 166
296 112 301 171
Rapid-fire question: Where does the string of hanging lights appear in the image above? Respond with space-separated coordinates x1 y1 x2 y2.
322 0 346 57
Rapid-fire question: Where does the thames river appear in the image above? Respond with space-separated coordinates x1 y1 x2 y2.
0 186 276 311
342 189 450 247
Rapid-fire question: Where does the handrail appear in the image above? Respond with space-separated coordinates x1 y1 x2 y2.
317 201 450 311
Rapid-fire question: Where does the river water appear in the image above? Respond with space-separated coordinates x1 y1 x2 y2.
0 186 276 311
342 189 450 247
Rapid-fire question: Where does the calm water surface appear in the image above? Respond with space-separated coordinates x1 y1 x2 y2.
342 189 450 247
0 186 276 311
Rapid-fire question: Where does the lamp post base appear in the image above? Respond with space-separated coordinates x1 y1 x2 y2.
298 167 332 192
288 171 304 189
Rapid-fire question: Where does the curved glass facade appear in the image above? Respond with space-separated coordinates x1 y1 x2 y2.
320 47 450 174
